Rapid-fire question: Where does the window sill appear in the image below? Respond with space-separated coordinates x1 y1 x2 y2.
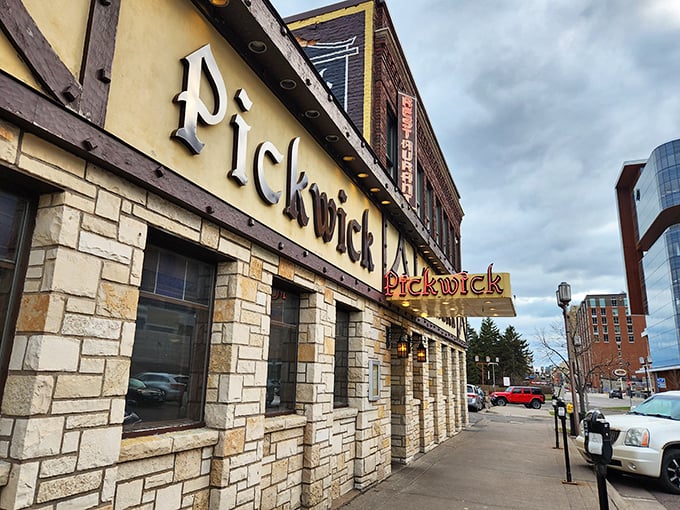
333 407 358 421
119 427 219 463
264 413 307 433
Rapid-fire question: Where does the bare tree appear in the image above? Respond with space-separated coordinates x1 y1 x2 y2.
535 321 619 415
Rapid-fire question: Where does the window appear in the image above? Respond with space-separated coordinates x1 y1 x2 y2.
615 336 621 344
612 308 619 316
600 307 606 315
603 335 609 343
613 316 619 325
611 297 618 306
436 200 443 244
417 164 425 220
627 325 633 334
0 186 35 398
591 308 597 316
591 316 598 326
334 307 350 407
601 317 607 325
626 316 632 325
127 241 215 434
426 185 434 232
266 284 300 415
386 106 398 181
594 335 600 343
628 335 635 343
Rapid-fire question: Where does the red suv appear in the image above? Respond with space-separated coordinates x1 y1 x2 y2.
490 386 545 409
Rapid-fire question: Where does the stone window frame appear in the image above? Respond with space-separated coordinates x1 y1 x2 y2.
333 305 351 408
124 229 217 437
265 279 302 416
0 182 37 400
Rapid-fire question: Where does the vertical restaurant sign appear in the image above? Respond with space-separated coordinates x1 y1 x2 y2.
398 92 417 207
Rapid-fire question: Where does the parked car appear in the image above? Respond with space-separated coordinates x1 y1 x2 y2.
127 377 164 405
490 386 545 409
134 372 187 401
477 386 486 409
467 384 484 412
575 391 680 494
609 388 623 399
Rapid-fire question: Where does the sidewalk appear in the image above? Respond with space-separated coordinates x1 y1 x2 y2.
336 404 667 510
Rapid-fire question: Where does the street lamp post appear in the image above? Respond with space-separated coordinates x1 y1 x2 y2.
556 282 581 436
488 358 499 391
640 356 653 394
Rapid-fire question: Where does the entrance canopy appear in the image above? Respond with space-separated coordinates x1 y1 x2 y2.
384 265 516 318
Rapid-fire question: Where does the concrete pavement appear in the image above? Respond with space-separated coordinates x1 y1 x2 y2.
335 403 669 510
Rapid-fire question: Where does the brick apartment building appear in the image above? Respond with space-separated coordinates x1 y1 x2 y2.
574 293 650 393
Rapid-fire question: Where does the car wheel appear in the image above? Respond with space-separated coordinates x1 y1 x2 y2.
497 398 507 406
158 389 167 401
530 399 541 409
661 450 680 494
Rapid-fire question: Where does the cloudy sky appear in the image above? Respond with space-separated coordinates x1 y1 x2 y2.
269 0 680 365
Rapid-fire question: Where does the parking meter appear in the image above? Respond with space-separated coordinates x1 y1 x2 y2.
555 399 572 482
584 410 612 510
584 410 612 465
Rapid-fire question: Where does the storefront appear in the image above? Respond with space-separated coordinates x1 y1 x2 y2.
0 1 512 509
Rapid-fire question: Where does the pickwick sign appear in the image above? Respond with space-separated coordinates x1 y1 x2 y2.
171 44 374 272
383 264 516 318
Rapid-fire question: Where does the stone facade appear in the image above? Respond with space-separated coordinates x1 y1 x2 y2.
0 2 470 509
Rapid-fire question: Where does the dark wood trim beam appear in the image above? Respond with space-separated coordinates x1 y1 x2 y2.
80 0 121 125
0 0 82 108
0 71 463 347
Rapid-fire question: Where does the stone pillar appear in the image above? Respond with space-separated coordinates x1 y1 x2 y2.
206 254 269 510
298 290 334 510
412 339 433 453
389 326 415 464
458 349 469 427
1 190 140 509
442 345 454 437
351 309 390 490
452 348 463 432
429 340 446 443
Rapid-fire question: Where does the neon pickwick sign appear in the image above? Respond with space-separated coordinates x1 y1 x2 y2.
384 264 505 298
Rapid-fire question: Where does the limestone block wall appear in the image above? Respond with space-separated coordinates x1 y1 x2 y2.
260 416 305 510
330 408 358 501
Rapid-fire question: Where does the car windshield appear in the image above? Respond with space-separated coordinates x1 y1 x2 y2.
629 394 680 420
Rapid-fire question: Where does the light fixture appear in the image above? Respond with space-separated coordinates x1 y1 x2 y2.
209 0 229 5
304 110 320 118
342 155 355 162
397 334 410 358
369 187 380 193
357 172 369 178
556 281 571 307
416 339 427 362
401 301 410 307
325 134 339 143
248 41 267 54
381 200 391 205
280 79 297 90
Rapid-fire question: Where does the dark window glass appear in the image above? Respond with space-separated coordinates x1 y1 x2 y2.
334 308 350 407
436 201 443 244
126 243 214 434
417 165 425 220
0 187 34 399
386 107 398 181
427 185 434 232
267 286 300 414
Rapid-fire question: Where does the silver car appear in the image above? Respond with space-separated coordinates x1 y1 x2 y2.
134 372 187 402
467 384 484 412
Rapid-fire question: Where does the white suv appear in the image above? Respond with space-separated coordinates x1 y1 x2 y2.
575 391 680 493
466 384 483 412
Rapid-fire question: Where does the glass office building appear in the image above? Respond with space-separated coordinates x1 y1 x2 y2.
618 139 680 386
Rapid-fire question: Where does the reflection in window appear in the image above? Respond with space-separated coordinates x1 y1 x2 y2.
334 308 350 407
0 187 34 399
126 243 214 434
266 286 300 414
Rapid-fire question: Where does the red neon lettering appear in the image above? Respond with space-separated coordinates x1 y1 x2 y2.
420 269 438 296
456 271 469 295
486 263 504 294
407 276 422 296
438 276 460 295
470 275 485 295
384 271 399 297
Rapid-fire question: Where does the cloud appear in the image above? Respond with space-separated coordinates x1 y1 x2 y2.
271 0 680 365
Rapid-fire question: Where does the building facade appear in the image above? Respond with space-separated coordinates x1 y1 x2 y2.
617 139 680 391
0 1 513 509
574 293 649 393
